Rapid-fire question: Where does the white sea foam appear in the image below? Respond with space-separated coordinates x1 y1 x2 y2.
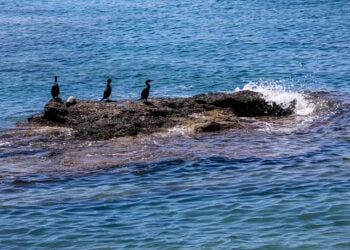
234 81 316 116
0 141 11 147
167 125 194 135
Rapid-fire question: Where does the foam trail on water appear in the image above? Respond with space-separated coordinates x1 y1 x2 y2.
235 81 315 116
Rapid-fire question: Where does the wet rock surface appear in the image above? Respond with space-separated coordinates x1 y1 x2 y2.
27 90 295 140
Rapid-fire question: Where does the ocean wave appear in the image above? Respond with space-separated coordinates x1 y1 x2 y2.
234 80 316 116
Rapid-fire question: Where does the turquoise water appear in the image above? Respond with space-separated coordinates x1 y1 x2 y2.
1 0 350 249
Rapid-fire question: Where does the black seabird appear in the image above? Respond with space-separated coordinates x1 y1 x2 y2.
140 79 152 101
100 78 112 101
51 76 59 99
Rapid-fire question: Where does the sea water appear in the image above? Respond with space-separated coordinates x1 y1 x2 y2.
1 1 350 249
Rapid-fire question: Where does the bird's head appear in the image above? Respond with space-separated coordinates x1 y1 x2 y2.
145 79 152 84
107 78 112 84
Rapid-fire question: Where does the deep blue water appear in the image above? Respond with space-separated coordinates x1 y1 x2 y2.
1 0 350 249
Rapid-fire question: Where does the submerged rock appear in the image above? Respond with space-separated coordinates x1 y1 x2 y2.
27 90 295 140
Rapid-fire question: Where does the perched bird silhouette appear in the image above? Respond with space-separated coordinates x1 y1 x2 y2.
51 76 60 99
140 79 152 101
100 78 112 101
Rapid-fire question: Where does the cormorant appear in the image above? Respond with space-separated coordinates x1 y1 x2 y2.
51 76 59 99
100 78 112 101
140 79 152 101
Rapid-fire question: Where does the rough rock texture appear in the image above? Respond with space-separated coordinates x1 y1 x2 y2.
27 90 295 140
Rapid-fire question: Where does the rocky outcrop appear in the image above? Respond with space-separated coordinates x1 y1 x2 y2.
27 90 295 140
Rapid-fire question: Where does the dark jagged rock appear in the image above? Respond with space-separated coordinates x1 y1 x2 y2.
194 91 294 116
199 122 221 132
44 99 68 123
27 90 295 140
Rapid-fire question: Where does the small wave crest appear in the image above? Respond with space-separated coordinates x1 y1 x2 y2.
234 81 316 116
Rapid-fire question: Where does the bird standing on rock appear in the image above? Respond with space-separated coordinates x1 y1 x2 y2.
140 79 152 101
100 78 112 101
51 76 59 99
